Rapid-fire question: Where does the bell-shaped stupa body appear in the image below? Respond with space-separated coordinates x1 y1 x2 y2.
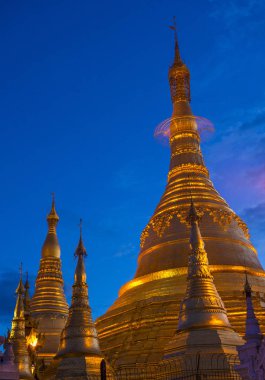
10 273 34 380
163 201 243 371
30 197 68 363
96 31 265 367
44 226 111 380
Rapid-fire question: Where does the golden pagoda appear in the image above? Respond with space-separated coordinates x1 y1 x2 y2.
96 28 265 366
10 269 34 380
44 222 110 379
163 200 243 370
30 196 68 363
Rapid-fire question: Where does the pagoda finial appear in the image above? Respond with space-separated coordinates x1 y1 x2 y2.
243 272 262 342
16 263 25 296
24 271 29 289
168 19 191 105
169 16 182 66
41 195 61 258
75 218 87 258
186 199 204 252
74 219 87 285
47 192 59 231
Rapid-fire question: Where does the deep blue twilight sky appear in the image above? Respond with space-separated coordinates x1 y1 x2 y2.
0 0 265 330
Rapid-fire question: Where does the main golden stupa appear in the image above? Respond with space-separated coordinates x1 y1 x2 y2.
96 31 265 367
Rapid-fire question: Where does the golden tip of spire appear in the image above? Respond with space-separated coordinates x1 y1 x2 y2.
16 265 25 295
47 193 59 222
186 198 200 224
24 271 29 289
169 16 182 66
75 219 87 257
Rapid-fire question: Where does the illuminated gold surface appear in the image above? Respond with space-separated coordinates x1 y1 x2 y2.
96 32 265 367
10 276 34 379
163 202 243 361
30 199 68 363
44 232 109 379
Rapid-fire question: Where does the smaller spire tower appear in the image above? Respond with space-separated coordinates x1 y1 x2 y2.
236 276 263 379
23 273 32 337
44 221 109 380
244 274 263 344
30 196 68 362
163 201 243 369
10 266 34 380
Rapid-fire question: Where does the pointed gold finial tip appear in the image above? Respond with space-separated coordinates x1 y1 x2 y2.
74 218 87 257
169 16 182 66
24 271 29 289
47 192 59 222
16 263 25 295
187 199 205 251
186 198 200 224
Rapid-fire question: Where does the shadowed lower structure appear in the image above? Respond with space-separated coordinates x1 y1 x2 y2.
96 27 265 367
236 275 264 379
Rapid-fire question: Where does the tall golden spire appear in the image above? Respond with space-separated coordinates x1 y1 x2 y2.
96 27 265 367
168 18 191 109
178 200 233 331
163 201 243 363
30 196 68 363
44 221 108 379
10 266 34 380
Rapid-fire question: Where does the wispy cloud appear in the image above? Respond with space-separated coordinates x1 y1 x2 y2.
203 104 265 210
114 243 136 258
240 109 265 131
209 0 265 27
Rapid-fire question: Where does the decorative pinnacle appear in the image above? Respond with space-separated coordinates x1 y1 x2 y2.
74 219 87 285
169 16 182 66
16 263 25 295
74 219 87 257
24 272 29 290
187 198 200 224
47 193 59 230
187 199 204 251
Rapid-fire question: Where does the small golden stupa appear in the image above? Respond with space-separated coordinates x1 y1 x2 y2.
96 27 265 366
30 196 68 362
10 269 34 380
44 221 110 379
163 200 243 369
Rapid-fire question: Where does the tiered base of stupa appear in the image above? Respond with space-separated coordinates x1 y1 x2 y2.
96 271 265 367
